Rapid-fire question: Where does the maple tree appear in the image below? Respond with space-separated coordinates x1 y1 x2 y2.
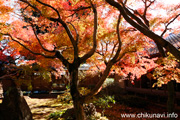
1 0 180 119
106 0 180 59
0 1 33 120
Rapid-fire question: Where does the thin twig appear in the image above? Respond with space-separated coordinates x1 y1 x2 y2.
161 14 180 37
67 22 79 43
4 34 56 58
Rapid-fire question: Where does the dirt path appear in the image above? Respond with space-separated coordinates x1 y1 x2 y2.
25 96 66 120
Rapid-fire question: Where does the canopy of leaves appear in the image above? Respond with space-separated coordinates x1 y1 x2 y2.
153 52 180 87
1 0 180 85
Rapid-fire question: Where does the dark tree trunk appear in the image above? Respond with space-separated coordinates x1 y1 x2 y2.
70 68 86 120
73 98 86 120
167 80 175 114
0 79 32 120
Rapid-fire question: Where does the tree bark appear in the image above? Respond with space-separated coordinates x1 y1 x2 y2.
73 98 86 120
0 79 32 120
70 68 86 120
167 80 175 113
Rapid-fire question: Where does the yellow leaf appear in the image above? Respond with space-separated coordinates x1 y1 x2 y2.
0 33 3 41
131 55 136 64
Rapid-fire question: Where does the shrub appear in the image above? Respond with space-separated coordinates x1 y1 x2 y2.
83 103 96 117
57 89 72 104
47 110 65 120
93 95 115 116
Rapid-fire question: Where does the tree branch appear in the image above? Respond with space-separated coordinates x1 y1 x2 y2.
110 14 122 63
20 0 79 61
36 0 61 19
5 33 71 71
30 22 56 53
80 2 97 64
67 22 79 43
20 0 59 22
55 50 71 71
33 0 78 61
4 34 56 58
161 14 180 37
122 4 149 29
132 0 155 27
66 22 79 61
82 13 122 102
20 0 41 13
106 0 180 60
69 6 91 12
14 0 72 71
36 1 78 50
110 42 119 61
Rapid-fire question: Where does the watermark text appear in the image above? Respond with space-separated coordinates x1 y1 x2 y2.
121 112 178 119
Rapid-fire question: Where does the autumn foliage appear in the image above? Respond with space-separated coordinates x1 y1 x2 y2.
0 0 180 120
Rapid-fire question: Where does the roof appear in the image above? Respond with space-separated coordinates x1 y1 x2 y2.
147 33 180 57
166 33 180 48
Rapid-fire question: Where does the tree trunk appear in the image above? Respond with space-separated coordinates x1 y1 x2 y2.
73 98 86 120
70 68 86 120
167 80 176 120
167 80 175 114
0 79 32 120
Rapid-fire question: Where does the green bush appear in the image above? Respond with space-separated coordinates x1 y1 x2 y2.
48 109 75 120
93 95 115 116
57 89 72 104
47 110 65 120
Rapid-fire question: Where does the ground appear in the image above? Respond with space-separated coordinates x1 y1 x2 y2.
25 96 73 120
24 95 180 120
